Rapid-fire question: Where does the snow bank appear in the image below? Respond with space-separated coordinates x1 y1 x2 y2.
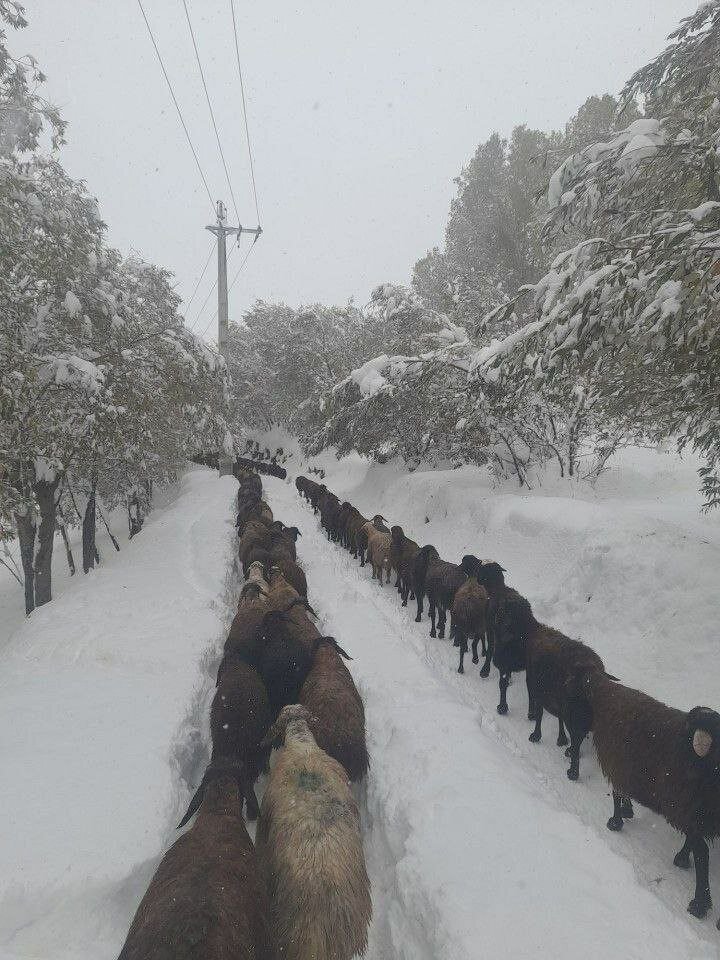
261 441 720 957
0 468 238 960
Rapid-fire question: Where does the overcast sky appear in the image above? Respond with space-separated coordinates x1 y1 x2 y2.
21 0 691 342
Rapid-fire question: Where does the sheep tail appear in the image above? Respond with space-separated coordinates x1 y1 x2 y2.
281 597 317 618
314 635 353 660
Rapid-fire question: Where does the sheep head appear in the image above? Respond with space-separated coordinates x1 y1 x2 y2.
261 704 317 749
686 707 720 770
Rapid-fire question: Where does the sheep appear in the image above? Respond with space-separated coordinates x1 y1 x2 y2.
243 546 308 599
346 507 370 560
257 704 371 960
450 570 488 675
356 515 389 567
389 525 419 604
516 607 606 780
366 526 392 585
299 636 369 782
482 590 531 715
118 766 274 960
179 659 272 825
472 560 515 679
585 672 720 923
227 604 319 717
413 545 466 639
246 559 270 593
319 490 341 540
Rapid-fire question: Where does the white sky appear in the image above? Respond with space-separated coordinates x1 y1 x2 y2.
21 0 691 342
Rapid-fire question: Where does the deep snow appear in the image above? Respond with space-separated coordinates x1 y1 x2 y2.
0 468 239 960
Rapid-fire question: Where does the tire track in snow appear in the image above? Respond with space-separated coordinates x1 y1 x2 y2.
263 476 716 960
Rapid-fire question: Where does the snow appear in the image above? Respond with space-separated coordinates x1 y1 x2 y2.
0 468 238 959
63 291 82 317
2 443 720 958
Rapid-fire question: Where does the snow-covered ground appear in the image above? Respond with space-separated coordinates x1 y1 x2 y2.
1 443 719 959
0 468 239 960
257 435 719 958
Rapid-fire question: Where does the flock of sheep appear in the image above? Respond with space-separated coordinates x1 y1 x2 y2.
117 469 372 960
296 474 720 933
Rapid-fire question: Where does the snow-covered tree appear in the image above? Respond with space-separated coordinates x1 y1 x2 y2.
0 7 230 610
474 1 720 507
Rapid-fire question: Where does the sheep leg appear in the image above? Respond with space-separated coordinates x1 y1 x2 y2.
401 580 409 606
359 546 366 566
479 640 492 678
556 714 569 747
674 836 692 869
606 791 626 831
429 599 437 638
471 634 480 664
620 797 633 819
566 724 583 781
497 671 510 714
529 703 543 742
457 631 468 674
415 590 423 622
437 606 447 639
687 835 712 919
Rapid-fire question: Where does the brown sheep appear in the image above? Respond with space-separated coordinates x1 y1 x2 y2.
118 768 274 960
366 526 392 585
257 705 371 960
179 660 272 825
356 515 389 567
586 672 720 923
451 575 488 675
299 638 368 782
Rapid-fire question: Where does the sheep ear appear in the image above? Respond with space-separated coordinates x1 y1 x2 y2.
177 779 206 828
692 729 713 758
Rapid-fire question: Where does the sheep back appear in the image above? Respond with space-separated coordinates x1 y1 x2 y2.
257 740 371 960
119 778 274 960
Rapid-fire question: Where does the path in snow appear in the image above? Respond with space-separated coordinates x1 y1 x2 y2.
263 474 717 960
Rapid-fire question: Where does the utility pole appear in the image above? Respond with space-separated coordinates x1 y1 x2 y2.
206 200 261 475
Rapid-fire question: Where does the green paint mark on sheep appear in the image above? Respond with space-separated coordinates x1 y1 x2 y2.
297 769 323 791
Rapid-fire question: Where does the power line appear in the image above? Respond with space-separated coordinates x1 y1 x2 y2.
229 0 261 225
198 237 258 339
135 0 215 213
181 0 242 225
184 239 216 314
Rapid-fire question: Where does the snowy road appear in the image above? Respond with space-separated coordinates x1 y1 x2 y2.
263 474 717 960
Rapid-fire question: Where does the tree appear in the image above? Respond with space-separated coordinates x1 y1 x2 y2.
474 1 720 507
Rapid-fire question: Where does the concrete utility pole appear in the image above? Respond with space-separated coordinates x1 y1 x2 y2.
206 200 261 475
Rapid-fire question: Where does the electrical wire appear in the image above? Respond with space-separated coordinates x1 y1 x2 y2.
181 0 242 224
184 239 216 314
135 0 215 213
229 0 261 225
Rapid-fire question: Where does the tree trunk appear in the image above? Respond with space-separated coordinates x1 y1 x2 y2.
82 485 97 574
34 478 60 607
15 510 36 615
58 521 76 575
